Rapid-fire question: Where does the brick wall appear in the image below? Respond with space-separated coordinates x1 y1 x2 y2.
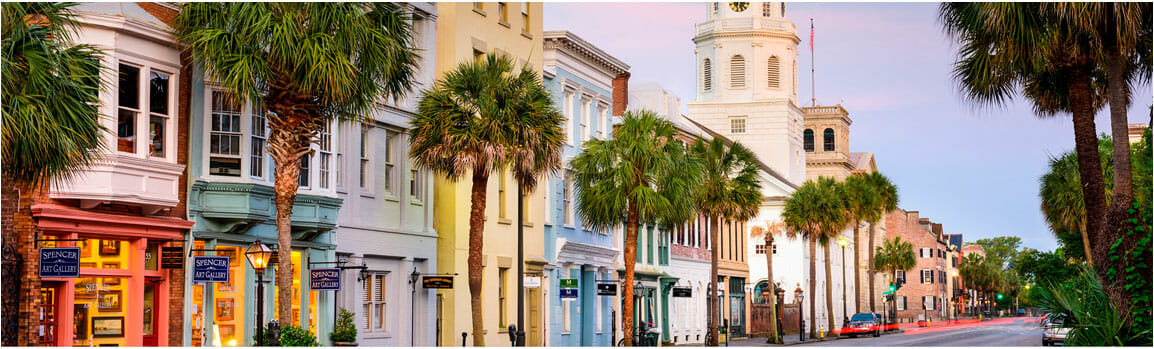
885 209 950 322
612 72 630 116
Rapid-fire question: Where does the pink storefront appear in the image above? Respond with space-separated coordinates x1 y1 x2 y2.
34 204 192 347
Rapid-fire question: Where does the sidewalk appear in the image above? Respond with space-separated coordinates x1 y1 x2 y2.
726 333 847 346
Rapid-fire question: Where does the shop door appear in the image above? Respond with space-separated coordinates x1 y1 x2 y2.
528 288 541 346
39 283 60 346
142 279 160 346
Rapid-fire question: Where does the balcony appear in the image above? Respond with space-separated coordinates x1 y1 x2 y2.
695 17 795 38
51 154 185 214
189 180 342 239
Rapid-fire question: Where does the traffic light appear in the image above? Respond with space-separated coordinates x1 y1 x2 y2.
888 284 896 293
996 293 1004 300
895 277 905 290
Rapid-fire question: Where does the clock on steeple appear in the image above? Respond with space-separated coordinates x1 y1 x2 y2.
729 2 749 12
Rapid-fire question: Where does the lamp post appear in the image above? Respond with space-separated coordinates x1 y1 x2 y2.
245 240 273 346
516 186 526 346
794 285 804 342
837 238 848 327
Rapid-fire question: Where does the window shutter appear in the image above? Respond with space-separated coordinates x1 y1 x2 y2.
767 56 780 88
703 59 713 91
730 55 746 88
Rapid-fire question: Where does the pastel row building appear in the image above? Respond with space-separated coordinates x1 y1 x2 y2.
2 2 981 347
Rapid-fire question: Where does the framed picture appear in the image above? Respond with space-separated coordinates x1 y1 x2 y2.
216 247 240 267
99 240 120 256
218 324 235 339
98 290 122 312
79 239 92 258
91 317 124 338
102 263 120 286
79 262 97 269
74 304 89 339
215 298 234 321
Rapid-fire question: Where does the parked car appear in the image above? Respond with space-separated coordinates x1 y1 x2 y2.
1042 314 1070 346
841 312 883 338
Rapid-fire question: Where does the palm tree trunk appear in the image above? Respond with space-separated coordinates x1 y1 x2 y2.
1104 9 1133 203
766 236 780 343
868 221 878 312
622 202 639 347
824 242 835 334
1068 67 1116 313
268 123 310 325
708 215 721 346
808 235 817 339
13 180 40 346
467 171 489 346
852 220 861 313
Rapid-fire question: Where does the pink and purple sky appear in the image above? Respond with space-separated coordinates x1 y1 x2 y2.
544 2 1154 251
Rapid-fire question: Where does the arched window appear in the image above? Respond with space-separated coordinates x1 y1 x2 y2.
703 58 713 91
730 55 746 88
824 128 835 151
767 56 781 88
803 129 814 152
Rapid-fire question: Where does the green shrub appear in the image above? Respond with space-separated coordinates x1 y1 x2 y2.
330 308 358 343
1036 265 1152 346
278 325 321 347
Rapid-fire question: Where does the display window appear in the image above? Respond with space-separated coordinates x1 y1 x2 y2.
213 245 247 346
273 251 304 328
190 241 206 347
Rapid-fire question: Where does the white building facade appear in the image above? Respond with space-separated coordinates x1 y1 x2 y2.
333 3 438 346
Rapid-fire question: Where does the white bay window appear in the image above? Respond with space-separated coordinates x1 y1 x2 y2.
117 61 175 159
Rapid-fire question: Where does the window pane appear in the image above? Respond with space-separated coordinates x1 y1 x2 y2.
117 109 136 152
118 64 139 109
149 115 165 157
299 154 310 187
149 72 169 115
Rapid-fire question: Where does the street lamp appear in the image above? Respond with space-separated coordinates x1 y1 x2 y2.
794 285 805 342
837 238 848 328
245 240 273 346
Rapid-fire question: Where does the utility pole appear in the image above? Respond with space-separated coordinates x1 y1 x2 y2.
516 186 526 346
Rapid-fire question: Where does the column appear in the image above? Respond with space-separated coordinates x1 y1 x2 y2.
580 266 595 346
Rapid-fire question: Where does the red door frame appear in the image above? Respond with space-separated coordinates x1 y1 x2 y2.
143 278 162 346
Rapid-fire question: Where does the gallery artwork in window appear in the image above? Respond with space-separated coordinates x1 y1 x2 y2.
91 317 124 338
99 240 119 256
98 291 122 312
216 299 235 321
74 304 89 340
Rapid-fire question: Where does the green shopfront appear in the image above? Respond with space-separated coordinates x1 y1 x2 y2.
185 71 344 346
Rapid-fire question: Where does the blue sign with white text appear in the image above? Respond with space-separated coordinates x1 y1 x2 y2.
39 247 80 277
191 256 230 283
310 268 340 290
560 288 579 299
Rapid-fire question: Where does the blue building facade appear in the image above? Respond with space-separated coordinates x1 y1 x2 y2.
183 66 341 346
541 31 630 347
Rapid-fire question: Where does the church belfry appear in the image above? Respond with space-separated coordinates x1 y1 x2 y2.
688 2 805 184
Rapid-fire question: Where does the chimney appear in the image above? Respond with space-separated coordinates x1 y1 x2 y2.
612 72 631 116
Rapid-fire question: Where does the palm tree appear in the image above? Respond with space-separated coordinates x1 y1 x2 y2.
874 237 914 319
175 2 419 325
865 172 898 312
2 3 105 345
571 110 699 346
783 177 849 338
690 137 762 345
1040 152 1096 266
751 221 787 344
409 53 562 345
1046 3 1152 207
939 3 1114 299
842 173 879 313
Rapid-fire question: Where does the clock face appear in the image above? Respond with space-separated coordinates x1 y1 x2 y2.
729 2 750 12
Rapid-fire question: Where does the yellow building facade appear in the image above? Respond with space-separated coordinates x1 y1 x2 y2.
432 2 546 346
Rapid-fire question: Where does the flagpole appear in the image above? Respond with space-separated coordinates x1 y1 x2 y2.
810 18 816 107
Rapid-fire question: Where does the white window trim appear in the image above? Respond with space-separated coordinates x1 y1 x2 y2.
114 57 179 162
200 86 336 197
383 128 403 201
580 97 591 143
543 176 552 226
730 116 747 134
562 172 575 228
359 124 374 196
562 89 575 146
361 271 390 334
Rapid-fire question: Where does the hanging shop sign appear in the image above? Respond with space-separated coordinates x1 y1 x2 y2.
672 287 693 298
160 247 184 269
597 283 617 296
39 247 80 277
309 268 341 290
422 276 454 289
524 276 541 288
191 256 230 283
560 279 578 289
560 288 579 299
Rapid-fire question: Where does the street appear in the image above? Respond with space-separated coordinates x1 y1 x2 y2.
731 318 1046 347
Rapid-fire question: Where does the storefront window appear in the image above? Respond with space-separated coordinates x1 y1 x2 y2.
213 245 247 347
273 251 304 328
145 242 159 271
191 241 206 347
79 238 128 270
74 277 126 346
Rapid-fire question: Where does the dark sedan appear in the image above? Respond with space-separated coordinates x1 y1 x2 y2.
841 312 883 338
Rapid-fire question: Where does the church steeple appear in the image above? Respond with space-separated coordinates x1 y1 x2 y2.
694 2 800 104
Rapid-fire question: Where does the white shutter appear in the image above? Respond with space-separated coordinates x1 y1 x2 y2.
730 55 746 88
